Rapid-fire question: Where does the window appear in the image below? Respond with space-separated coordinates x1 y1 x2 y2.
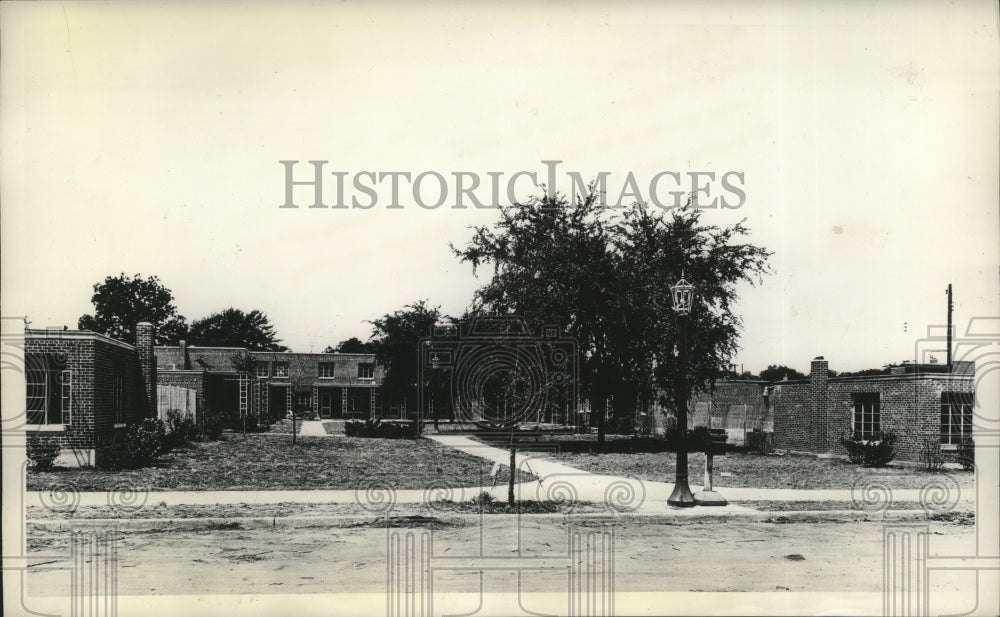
25 354 71 426
319 363 336 378
273 362 289 378
852 393 880 440
295 392 312 410
113 362 126 425
255 364 269 378
59 370 72 424
358 363 374 380
941 392 973 445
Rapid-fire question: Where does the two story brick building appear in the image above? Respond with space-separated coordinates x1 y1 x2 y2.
155 343 386 422
23 323 157 467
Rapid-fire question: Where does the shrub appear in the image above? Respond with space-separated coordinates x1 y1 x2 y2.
663 425 712 452
863 431 897 467
201 416 225 441
920 439 945 472
840 433 867 464
98 419 166 470
164 409 199 450
746 430 774 455
842 431 897 467
27 438 61 471
472 490 494 506
957 436 975 471
637 412 654 437
344 419 420 439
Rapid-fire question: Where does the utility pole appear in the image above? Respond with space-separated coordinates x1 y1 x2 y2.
946 284 953 369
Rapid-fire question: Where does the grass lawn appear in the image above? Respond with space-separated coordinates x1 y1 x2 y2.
541 450 975 489
477 434 976 490
26 434 534 492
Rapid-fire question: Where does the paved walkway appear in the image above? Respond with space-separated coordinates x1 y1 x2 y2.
426 434 953 509
298 420 329 437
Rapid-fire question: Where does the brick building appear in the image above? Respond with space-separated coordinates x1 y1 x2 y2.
23 323 157 467
689 357 975 463
155 343 386 422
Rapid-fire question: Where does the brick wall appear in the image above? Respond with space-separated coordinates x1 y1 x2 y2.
24 329 149 466
767 380 812 450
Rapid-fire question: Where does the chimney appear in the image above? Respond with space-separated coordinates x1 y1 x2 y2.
136 323 157 418
809 356 831 453
179 339 190 370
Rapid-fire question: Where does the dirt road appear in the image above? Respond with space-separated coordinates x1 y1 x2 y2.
27 514 975 596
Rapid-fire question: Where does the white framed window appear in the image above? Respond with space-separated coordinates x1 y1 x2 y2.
941 392 973 446
357 363 374 380
273 362 289 378
59 370 72 425
255 364 269 378
852 393 880 440
319 363 336 379
25 354 71 426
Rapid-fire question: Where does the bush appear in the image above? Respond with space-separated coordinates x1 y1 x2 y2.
746 430 774 455
663 425 713 452
98 419 166 470
637 412 654 437
163 410 199 451
27 438 61 471
840 433 866 464
344 419 420 439
957 436 975 471
841 431 897 467
201 416 225 441
604 417 635 435
920 439 945 472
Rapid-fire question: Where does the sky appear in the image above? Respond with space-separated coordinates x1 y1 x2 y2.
2 0 998 374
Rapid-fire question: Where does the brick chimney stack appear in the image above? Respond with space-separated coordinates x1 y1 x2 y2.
809 356 831 453
136 322 157 418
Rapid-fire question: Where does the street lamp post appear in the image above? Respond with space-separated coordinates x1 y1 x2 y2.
667 274 697 507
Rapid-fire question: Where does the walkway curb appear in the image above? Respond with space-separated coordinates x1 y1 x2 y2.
26 509 942 532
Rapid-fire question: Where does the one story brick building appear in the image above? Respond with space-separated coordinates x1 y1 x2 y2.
689 357 975 463
23 323 157 467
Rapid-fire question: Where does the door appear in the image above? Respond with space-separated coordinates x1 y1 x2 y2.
319 391 333 419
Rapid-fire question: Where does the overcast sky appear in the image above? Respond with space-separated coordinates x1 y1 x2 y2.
2 1 998 374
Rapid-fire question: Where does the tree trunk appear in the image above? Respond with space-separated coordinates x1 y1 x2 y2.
596 399 606 447
508 445 516 506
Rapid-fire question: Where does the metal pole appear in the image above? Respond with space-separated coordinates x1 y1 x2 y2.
668 316 695 507
946 284 953 369
508 444 516 506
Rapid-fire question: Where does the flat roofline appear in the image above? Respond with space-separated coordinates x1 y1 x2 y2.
25 328 135 352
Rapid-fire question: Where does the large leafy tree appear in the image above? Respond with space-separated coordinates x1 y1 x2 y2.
188 308 287 351
367 300 444 412
323 337 373 354
758 364 808 382
453 189 771 441
78 273 188 345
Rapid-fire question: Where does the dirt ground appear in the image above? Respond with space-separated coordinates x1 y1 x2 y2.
26 514 976 596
